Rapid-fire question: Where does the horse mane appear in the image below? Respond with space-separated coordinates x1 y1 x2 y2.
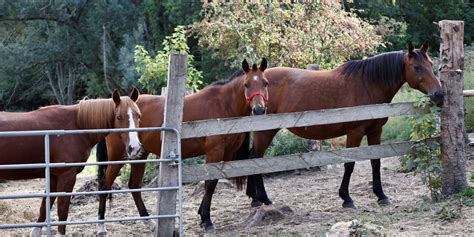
211 70 245 86
77 99 115 129
337 51 412 86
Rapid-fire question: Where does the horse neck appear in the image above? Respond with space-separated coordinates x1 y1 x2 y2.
219 76 250 117
189 77 249 118
378 76 406 103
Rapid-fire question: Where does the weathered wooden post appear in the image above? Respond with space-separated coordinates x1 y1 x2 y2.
156 54 187 236
439 20 468 195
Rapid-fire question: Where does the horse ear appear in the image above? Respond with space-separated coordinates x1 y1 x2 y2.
259 58 267 71
408 42 415 57
420 40 429 53
112 89 121 106
242 59 250 73
130 87 140 102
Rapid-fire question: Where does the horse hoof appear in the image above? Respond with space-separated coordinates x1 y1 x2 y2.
263 199 273 206
30 227 42 237
342 201 356 209
378 198 391 206
97 223 107 235
251 200 263 207
200 221 215 232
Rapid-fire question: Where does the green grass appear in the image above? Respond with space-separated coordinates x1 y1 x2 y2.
81 146 97 176
382 85 424 142
464 45 474 132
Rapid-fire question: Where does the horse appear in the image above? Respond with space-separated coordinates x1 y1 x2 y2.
96 58 269 233
0 88 142 236
245 42 444 209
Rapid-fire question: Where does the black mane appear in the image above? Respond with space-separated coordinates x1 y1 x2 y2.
337 50 422 86
211 69 245 86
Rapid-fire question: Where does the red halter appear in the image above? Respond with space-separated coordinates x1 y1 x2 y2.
245 91 268 103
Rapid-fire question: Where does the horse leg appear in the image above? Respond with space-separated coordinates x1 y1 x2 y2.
30 176 58 237
197 179 218 231
97 164 122 234
56 171 77 236
128 154 155 231
338 128 364 208
246 130 278 207
367 126 390 206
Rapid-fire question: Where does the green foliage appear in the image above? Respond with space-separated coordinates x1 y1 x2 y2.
344 0 474 52
192 2 383 69
134 26 203 94
264 130 308 157
401 96 442 201
144 0 201 50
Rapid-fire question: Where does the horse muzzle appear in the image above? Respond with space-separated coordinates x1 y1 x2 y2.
252 105 266 115
429 90 444 106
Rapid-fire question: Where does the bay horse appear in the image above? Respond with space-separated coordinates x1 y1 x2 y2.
246 42 444 209
96 59 269 232
0 88 142 236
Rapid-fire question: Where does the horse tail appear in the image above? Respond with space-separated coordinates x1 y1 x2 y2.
96 139 112 204
233 132 251 191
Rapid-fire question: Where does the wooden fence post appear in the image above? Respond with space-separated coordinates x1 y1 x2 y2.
439 20 468 195
156 54 187 236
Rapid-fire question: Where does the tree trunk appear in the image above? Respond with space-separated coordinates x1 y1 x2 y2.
439 20 468 195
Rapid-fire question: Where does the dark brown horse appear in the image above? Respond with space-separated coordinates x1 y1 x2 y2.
0 88 142 236
246 42 443 209
96 59 269 232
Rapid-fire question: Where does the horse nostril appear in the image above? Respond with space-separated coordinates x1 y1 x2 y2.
434 91 444 99
126 145 132 154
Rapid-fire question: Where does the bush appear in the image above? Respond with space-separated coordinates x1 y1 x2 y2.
264 129 308 157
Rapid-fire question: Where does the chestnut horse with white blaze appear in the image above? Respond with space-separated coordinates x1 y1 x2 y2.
246 42 443 209
96 59 269 232
0 88 142 236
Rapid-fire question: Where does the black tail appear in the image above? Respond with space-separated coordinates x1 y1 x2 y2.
234 132 251 190
96 139 108 191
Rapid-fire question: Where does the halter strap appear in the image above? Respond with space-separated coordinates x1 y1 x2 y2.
245 91 268 103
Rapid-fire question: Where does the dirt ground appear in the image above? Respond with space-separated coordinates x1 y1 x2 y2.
1 154 473 236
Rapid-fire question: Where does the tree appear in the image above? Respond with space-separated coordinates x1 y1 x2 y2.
0 1 143 110
134 26 203 94
192 2 384 70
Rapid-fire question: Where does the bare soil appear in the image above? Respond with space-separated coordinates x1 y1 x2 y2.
1 156 473 236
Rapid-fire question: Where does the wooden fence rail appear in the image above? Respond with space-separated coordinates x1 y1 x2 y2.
181 102 421 139
182 139 432 183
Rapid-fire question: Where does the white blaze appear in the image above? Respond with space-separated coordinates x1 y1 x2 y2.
253 75 258 81
127 107 141 154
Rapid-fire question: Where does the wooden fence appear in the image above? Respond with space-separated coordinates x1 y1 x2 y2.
156 20 469 236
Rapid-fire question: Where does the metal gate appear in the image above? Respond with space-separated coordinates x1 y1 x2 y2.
0 127 183 236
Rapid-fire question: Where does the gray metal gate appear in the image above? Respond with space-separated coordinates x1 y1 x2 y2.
0 127 183 236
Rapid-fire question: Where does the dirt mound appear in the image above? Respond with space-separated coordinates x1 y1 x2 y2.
244 205 294 228
72 179 121 205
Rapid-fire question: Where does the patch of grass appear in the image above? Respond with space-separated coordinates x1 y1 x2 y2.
382 85 424 142
463 45 474 132
436 204 461 221
454 187 474 207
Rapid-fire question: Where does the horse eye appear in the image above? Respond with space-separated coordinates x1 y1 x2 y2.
264 81 269 87
116 115 122 121
244 83 249 88
414 65 421 72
